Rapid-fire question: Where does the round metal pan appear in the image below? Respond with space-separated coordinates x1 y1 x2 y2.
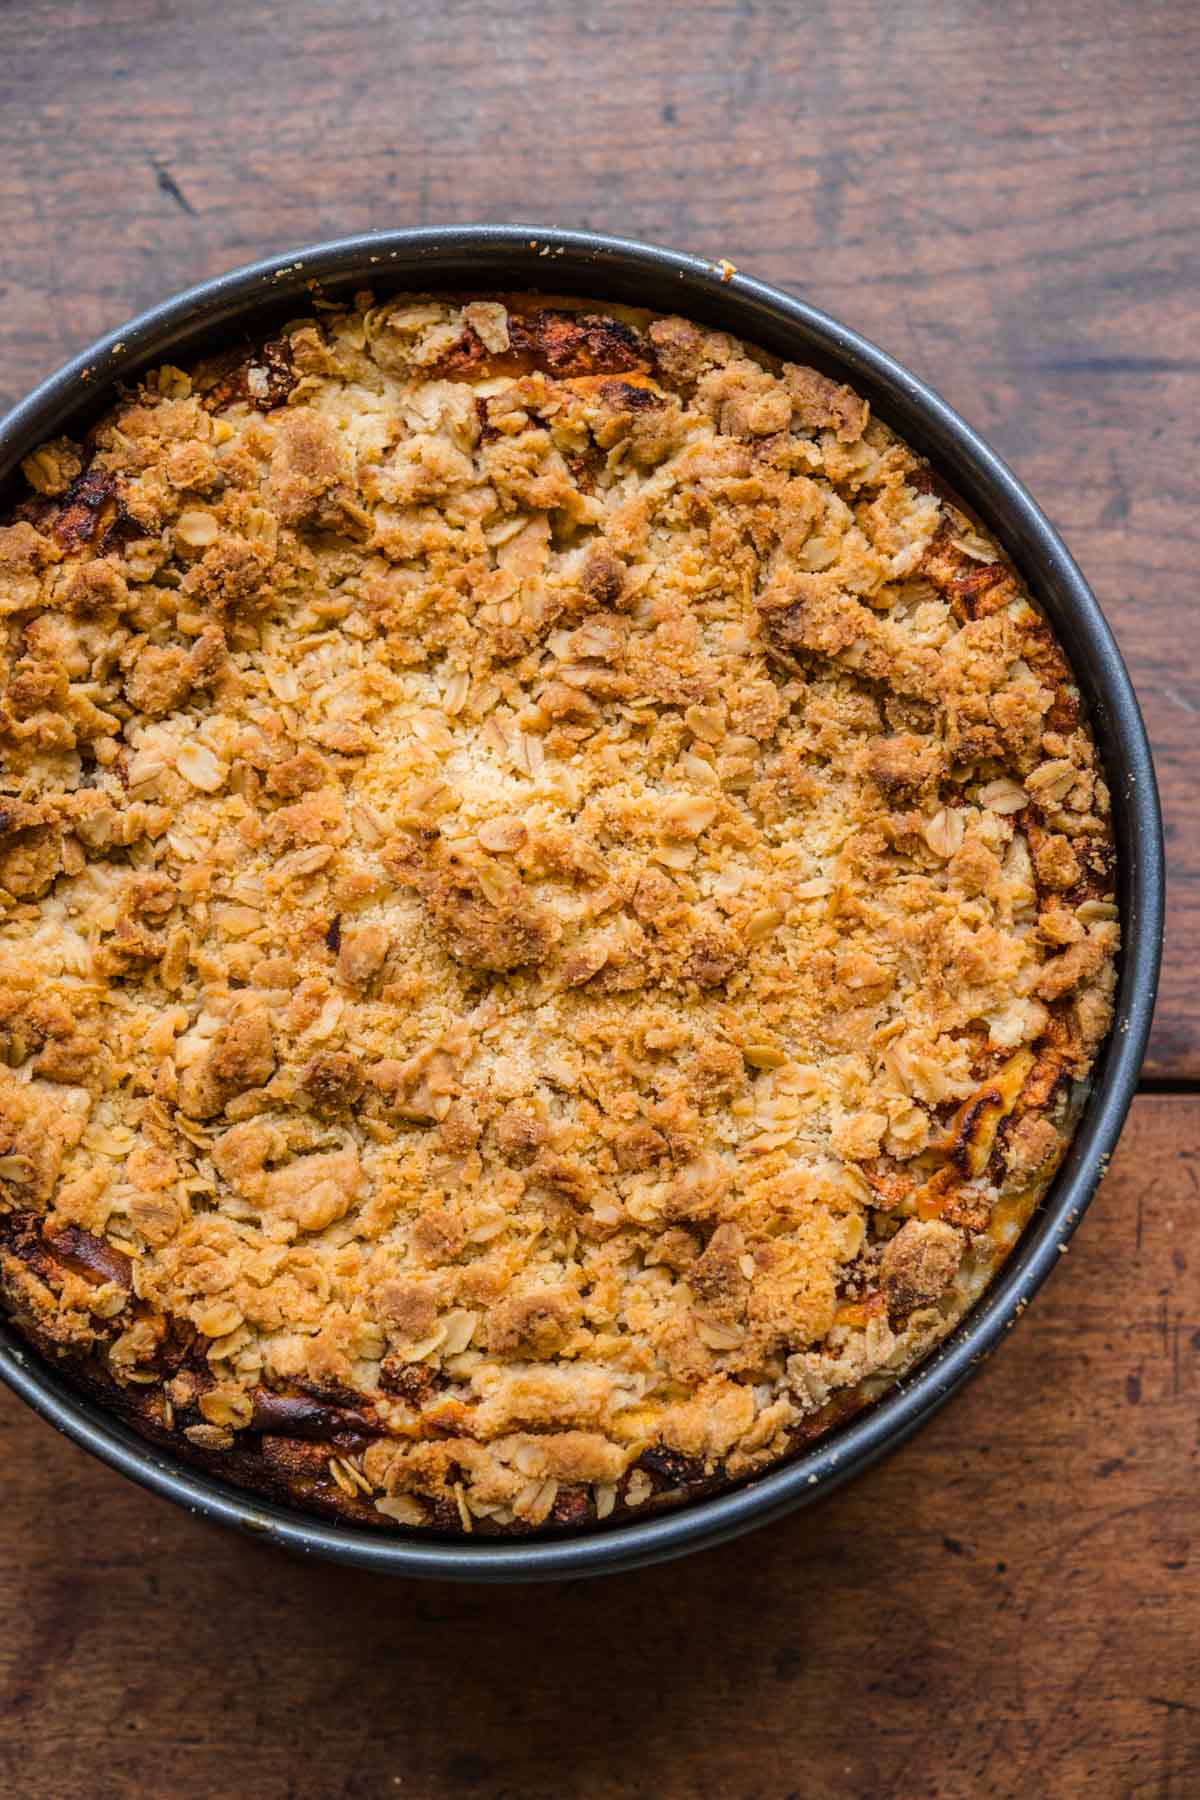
0 226 1164 1580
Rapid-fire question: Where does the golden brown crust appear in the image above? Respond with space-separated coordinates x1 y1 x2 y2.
0 294 1117 1534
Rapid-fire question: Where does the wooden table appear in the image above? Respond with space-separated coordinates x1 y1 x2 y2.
1 3 1195 1794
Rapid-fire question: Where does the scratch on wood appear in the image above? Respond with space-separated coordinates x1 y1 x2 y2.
149 158 197 217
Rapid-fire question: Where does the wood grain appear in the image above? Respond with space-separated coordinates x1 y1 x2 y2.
0 0 1194 1071
1 1093 1195 1800
0 4 1196 1794
0 0 1194 1072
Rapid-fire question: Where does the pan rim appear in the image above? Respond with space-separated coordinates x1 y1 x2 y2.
0 223 1164 1580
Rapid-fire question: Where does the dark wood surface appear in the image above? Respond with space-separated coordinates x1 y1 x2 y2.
0 2 1196 1795
1 1095 1195 1800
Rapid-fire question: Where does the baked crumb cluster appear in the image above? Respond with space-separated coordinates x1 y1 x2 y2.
0 294 1117 1532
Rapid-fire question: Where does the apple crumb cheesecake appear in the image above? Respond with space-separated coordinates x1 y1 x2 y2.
0 293 1117 1533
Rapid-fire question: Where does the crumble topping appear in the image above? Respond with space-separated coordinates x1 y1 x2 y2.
0 295 1117 1532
